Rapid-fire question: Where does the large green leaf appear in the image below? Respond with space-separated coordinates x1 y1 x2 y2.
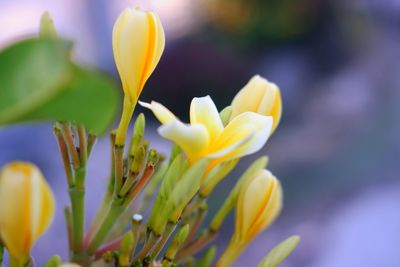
0 38 120 134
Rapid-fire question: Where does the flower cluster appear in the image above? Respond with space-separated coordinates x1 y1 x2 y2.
0 7 299 267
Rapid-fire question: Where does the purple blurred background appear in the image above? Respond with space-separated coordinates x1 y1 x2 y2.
1 0 400 266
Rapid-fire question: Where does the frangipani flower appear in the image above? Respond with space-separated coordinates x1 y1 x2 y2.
140 96 272 166
113 7 165 104
216 169 282 267
113 7 165 145
0 162 55 266
230 75 282 133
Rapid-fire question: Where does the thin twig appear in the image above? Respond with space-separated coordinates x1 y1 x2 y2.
54 126 74 187
61 123 80 169
77 124 87 166
176 230 217 260
64 206 73 253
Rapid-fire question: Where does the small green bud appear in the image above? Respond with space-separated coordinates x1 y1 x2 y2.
44 255 62 267
175 224 190 244
196 245 217 267
147 149 159 167
102 251 114 263
144 162 168 200
119 232 135 266
129 113 146 155
148 156 186 234
257 235 300 267
130 146 146 175
39 11 58 38
165 224 190 261
219 106 232 126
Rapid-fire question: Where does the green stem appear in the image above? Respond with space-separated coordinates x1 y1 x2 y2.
69 187 85 254
134 231 160 261
114 145 125 196
85 191 112 245
0 242 3 266
64 206 73 252
87 199 126 254
176 230 217 260
54 126 74 187
77 124 87 166
115 96 135 146
9 256 27 267
151 222 176 259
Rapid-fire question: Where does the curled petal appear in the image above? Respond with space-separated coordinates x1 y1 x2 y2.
210 112 272 162
139 100 177 124
158 121 210 163
190 96 224 140
231 75 282 133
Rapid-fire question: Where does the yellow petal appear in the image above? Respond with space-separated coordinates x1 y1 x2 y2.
158 121 210 163
0 162 55 262
139 100 177 124
237 170 274 241
230 75 282 133
210 112 272 162
190 96 224 140
139 12 165 90
248 178 282 241
113 9 148 100
113 8 165 102
230 75 269 117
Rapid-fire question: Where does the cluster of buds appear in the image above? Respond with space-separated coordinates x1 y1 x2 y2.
0 6 299 267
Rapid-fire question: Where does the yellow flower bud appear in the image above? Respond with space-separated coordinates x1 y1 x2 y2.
216 169 282 267
0 162 55 266
113 7 165 104
230 75 282 133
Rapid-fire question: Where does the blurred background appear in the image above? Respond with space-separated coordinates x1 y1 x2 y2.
1 0 400 266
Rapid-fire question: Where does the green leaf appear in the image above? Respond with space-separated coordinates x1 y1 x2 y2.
257 235 300 267
0 38 72 123
20 66 119 134
0 38 120 134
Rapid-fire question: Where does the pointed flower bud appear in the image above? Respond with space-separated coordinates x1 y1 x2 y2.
165 224 190 261
197 245 217 267
44 255 62 267
257 235 300 267
0 162 55 266
39 11 58 39
113 8 165 104
230 75 282 133
216 169 282 267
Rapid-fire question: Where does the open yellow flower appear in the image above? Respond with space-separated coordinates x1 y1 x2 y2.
216 169 282 267
113 7 165 104
140 96 272 166
230 75 282 133
0 162 55 267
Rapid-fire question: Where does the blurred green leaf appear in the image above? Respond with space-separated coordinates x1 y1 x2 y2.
0 38 120 134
